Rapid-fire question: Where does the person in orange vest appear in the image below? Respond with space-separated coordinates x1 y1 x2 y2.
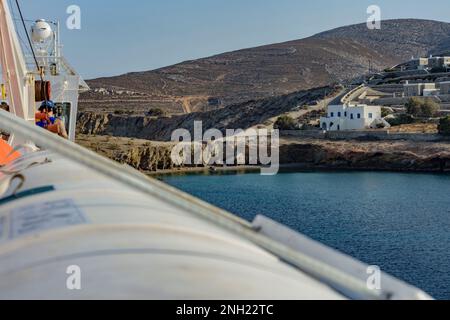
35 101 68 139
0 101 21 166
35 103 50 129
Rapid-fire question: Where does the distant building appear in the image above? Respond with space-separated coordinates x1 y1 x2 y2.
444 57 450 67
320 104 384 131
398 56 450 72
404 82 437 97
403 81 450 96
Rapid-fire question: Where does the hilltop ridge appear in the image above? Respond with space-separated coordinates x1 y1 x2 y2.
80 19 450 114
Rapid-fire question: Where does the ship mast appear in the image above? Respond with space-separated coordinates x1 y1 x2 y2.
0 0 35 122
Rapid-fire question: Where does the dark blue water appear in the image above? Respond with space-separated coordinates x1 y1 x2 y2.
160 171 450 300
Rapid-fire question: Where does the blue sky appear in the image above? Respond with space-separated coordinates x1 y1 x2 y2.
13 0 450 79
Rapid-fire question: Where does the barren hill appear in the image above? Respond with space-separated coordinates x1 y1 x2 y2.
315 19 450 60
81 19 450 114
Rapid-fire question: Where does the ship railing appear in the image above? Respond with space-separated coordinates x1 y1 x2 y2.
0 109 433 300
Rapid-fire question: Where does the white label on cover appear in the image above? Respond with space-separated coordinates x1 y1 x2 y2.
10 199 87 239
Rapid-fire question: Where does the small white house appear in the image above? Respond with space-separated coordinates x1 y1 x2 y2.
320 104 385 131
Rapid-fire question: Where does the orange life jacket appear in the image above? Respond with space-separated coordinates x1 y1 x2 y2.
0 139 21 166
35 111 50 128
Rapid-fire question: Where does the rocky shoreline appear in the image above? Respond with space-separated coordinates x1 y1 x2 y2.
76 135 450 174
279 138 450 173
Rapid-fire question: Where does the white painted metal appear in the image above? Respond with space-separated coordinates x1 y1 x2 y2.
31 20 52 43
0 0 34 122
0 0 433 300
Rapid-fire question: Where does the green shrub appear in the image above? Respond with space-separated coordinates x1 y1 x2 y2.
386 114 414 126
438 117 450 135
146 108 166 117
405 97 439 118
421 99 440 117
274 115 297 130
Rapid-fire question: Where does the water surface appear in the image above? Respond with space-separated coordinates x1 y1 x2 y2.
160 171 450 299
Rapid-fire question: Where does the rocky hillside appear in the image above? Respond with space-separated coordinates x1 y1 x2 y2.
77 86 336 141
315 19 450 61
81 19 450 114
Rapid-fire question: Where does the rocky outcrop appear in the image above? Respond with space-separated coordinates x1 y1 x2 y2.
112 145 175 171
280 140 450 172
77 134 450 173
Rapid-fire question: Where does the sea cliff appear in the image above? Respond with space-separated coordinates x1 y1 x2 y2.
76 135 450 173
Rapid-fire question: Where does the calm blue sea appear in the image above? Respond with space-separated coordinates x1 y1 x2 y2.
160 171 450 300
